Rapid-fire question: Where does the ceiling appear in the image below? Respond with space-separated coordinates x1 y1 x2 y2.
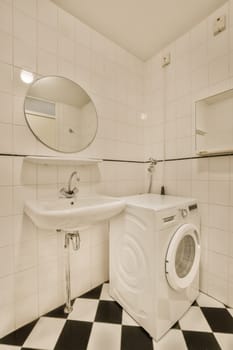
52 0 227 61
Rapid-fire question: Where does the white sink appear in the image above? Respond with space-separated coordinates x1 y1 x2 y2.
24 195 126 230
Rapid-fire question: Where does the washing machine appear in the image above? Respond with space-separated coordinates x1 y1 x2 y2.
109 193 200 341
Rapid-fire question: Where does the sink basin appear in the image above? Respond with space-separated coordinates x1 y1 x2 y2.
24 195 126 230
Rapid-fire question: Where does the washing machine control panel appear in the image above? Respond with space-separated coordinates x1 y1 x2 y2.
179 208 188 218
158 202 199 229
188 203 198 211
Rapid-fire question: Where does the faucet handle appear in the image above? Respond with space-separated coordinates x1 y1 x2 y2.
72 187 79 195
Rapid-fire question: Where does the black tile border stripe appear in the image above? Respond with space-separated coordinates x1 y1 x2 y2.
0 152 232 164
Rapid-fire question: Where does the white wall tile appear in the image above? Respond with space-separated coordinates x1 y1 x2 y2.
15 267 37 301
58 58 75 80
13 9 36 44
0 1 12 35
0 123 12 153
13 38 36 71
0 303 15 338
191 181 208 203
37 50 58 76
0 31 12 64
0 275 14 307
209 156 230 181
207 32 229 62
13 125 37 154
0 62 12 94
208 274 228 305
58 8 75 40
190 20 207 50
15 294 38 329
208 228 229 255
0 156 13 185
75 19 91 48
191 64 209 92
37 0 58 29
14 239 37 272
0 245 14 277
209 55 229 86
208 204 229 231
13 95 25 125
14 0 37 18
0 216 13 247
38 232 58 264
0 186 12 216
38 22 57 54
208 181 230 205
0 92 12 124
58 35 75 62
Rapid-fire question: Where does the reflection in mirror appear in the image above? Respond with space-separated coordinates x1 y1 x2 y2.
24 76 98 153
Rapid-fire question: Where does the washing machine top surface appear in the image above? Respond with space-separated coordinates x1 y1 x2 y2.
123 193 197 211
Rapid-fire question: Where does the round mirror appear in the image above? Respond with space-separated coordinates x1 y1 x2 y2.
24 76 98 153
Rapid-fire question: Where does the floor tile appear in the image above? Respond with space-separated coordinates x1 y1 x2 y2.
80 285 102 300
214 332 233 350
68 299 99 322
154 329 187 350
44 304 69 319
228 309 233 318
201 307 233 333
0 321 38 346
1 283 233 350
99 283 113 301
183 331 221 350
197 293 225 308
122 310 139 327
179 306 211 332
54 320 92 350
95 300 122 324
87 323 121 350
0 346 21 350
121 326 153 350
23 317 66 350
172 321 181 330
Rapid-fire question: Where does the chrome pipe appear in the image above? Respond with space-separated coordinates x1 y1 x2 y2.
63 231 80 314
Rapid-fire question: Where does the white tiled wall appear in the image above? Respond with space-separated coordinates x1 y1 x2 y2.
145 1 233 308
0 0 144 160
0 0 145 337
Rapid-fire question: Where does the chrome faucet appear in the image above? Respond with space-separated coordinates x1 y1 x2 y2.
60 171 80 198
147 157 157 193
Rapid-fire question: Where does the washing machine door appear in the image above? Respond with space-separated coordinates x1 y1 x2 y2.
165 223 200 291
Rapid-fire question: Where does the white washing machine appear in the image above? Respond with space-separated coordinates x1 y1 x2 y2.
109 194 200 341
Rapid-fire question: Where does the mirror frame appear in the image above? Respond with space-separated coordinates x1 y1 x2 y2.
24 75 98 153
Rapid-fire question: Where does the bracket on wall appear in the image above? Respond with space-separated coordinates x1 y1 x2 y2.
213 15 226 36
162 53 171 67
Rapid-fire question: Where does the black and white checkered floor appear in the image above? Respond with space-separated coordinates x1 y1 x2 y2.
0 283 233 350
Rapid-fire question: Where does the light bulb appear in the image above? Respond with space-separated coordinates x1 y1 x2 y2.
140 113 147 120
20 70 34 84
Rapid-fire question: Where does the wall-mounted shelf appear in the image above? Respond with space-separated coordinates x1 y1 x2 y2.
24 156 102 166
195 88 233 155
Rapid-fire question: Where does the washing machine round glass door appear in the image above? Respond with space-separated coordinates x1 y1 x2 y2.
165 223 200 290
